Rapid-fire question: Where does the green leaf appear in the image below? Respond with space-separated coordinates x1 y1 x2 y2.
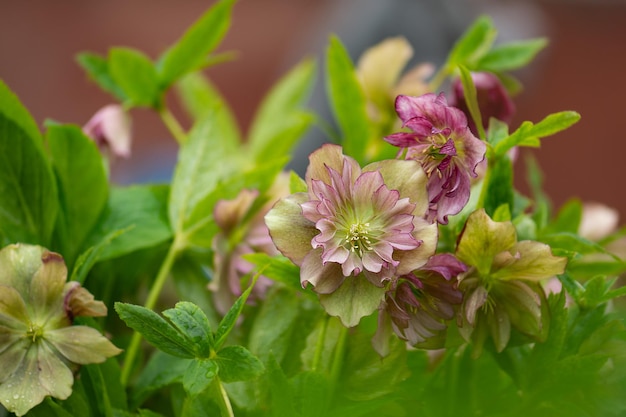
87 185 172 260
0 111 58 246
494 111 581 156
289 170 307 193
175 71 241 143
458 65 485 140
115 303 196 358
540 232 619 259
81 363 117 417
266 354 297 417
243 253 303 294
326 35 371 164
477 38 548 72
76 52 127 101
70 227 129 285
542 198 582 235
183 359 219 397
163 301 214 357
447 15 497 69
248 58 316 163
483 156 514 218
108 47 160 108
157 0 235 87
248 286 301 364
214 345 264 383
131 351 191 408
0 79 43 147
291 371 331 417
168 113 242 240
213 278 256 349
48 124 109 263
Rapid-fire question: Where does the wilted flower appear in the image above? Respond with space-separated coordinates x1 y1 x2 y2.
451 72 515 136
0 244 121 416
211 174 290 314
385 93 487 224
455 210 567 356
373 253 465 356
83 104 132 158
265 144 437 327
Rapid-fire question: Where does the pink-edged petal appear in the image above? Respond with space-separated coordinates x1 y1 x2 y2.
306 144 360 191
300 249 345 294
265 193 318 266
363 159 429 217
395 219 438 275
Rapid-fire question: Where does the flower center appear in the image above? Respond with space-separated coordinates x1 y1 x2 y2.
26 322 45 343
422 137 457 177
344 221 373 257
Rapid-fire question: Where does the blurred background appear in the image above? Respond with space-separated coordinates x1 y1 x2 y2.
1 0 625 218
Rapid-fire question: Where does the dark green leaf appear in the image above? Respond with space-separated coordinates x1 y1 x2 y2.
131 351 191 408
214 345 264 383
48 124 108 263
76 52 127 101
447 15 497 69
183 359 219 397
163 301 214 357
213 278 255 349
108 47 160 108
87 184 172 260
291 371 331 417
0 112 57 246
483 156 514 217
248 286 301 364
477 38 548 72
157 0 235 87
115 302 196 358
266 354 297 417
81 363 117 417
70 227 129 284
326 35 371 164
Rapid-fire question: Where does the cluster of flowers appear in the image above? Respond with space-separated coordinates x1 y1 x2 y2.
249 39 568 356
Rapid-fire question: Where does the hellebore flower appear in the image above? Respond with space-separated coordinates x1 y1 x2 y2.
83 104 132 158
356 36 433 124
265 144 437 327
0 244 121 416
385 93 486 224
373 253 465 356
451 71 515 136
455 210 567 356
211 174 290 314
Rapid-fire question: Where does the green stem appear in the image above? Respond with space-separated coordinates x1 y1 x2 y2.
311 316 330 372
330 324 348 386
159 107 188 145
120 241 180 385
476 158 492 210
216 377 235 417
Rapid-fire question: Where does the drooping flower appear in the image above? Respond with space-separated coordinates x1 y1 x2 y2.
450 71 516 136
211 174 290 314
0 244 121 416
265 144 437 327
373 253 465 356
83 104 132 158
385 93 487 224
455 209 568 357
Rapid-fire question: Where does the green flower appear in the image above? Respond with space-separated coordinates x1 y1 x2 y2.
455 210 567 356
0 244 121 416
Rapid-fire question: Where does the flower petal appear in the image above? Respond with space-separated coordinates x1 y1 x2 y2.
265 193 318 266
319 275 386 327
46 326 122 364
300 249 345 294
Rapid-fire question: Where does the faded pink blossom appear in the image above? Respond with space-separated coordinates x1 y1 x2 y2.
83 104 132 158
